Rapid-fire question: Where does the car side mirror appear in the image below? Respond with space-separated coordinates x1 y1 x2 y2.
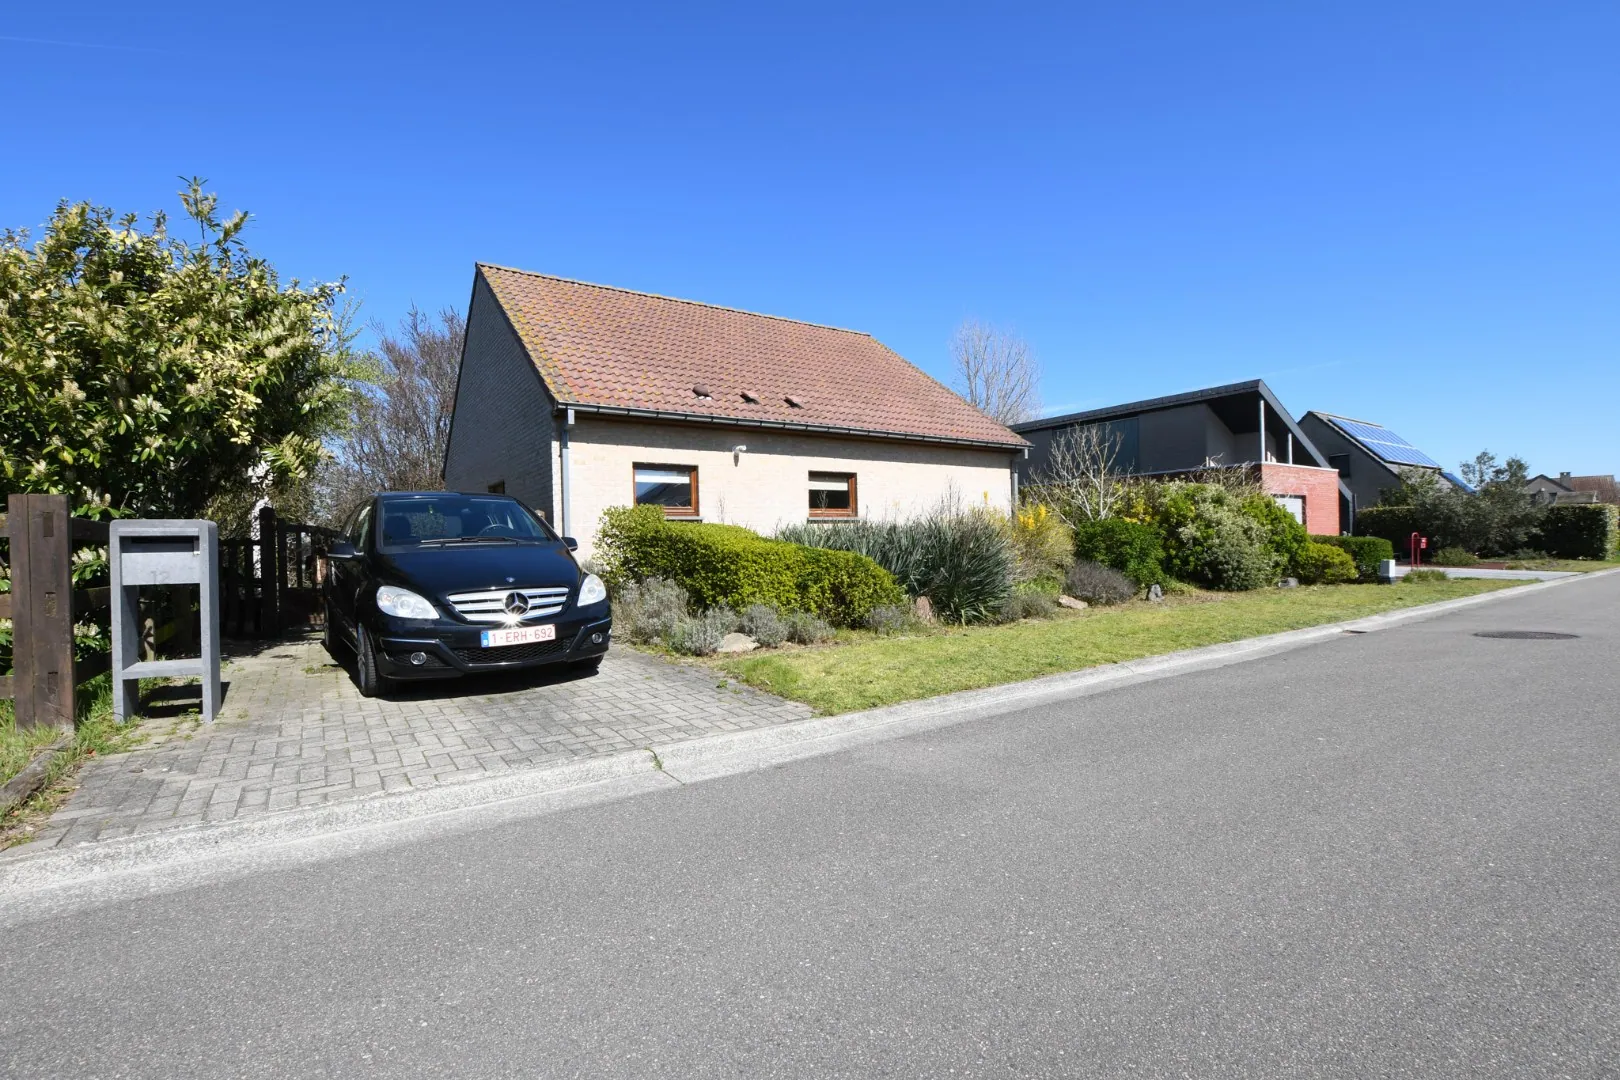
328 539 359 560
562 536 579 552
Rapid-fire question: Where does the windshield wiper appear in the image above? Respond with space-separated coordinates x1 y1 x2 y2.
415 536 538 546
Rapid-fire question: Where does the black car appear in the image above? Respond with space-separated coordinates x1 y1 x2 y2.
322 491 611 697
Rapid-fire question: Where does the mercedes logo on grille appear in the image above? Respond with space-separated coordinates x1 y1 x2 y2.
503 591 531 616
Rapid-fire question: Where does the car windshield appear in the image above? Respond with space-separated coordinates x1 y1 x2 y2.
375 495 555 552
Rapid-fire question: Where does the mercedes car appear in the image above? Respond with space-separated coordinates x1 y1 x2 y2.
322 491 611 697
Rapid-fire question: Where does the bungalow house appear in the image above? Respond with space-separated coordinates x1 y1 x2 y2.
442 265 1028 557
1296 412 1471 517
1523 472 1613 506
1013 380 1350 536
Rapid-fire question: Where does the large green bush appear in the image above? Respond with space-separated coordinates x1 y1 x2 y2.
1354 505 1425 550
1129 482 1284 590
1242 493 1309 574
1310 534 1393 582
778 511 1014 624
1295 543 1358 585
1364 456 1542 556
1071 517 1167 588
597 505 903 627
1535 504 1618 559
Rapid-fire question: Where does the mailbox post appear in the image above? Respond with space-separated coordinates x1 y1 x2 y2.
109 520 221 723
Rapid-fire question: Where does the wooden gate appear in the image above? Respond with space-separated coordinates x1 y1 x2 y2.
219 506 340 639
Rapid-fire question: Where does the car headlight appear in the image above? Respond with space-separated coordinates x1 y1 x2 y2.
376 585 439 620
577 573 607 606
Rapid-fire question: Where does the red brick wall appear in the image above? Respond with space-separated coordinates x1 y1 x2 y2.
1260 463 1342 536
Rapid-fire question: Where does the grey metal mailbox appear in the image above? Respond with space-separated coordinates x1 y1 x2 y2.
109 520 221 723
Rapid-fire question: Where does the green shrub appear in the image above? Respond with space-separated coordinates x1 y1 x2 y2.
1295 542 1358 585
1242 493 1309 575
667 608 737 656
1310 534 1393 582
779 511 1014 624
1535 504 1619 559
784 611 834 645
1431 545 1479 567
1071 517 1167 588
1403 569 1449 583
1008 503 1073 584
612 576 691 645
1122 482 1283 591
865 604 921 635
598 505 903 627
1355 505 1425 549
1065 560 1137 605
737 603 789 647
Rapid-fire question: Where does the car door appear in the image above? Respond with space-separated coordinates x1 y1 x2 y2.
329 502 373 642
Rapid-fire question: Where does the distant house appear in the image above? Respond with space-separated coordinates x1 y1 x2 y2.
1524 472 1613 506
1297 412 1469 516
442 265 1027 557
1013 380 1349 536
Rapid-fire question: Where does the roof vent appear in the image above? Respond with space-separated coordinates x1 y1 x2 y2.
741 390 761 404
784 395 804 409
692 384 712 400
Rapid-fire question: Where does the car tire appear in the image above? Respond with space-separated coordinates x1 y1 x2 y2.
356 625 391 698
322 600 341 658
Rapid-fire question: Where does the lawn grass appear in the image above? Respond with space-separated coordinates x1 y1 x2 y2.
1502 558 1620 573
716 579 1522 715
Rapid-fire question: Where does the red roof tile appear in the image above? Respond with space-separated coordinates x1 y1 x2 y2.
478 265 1026 449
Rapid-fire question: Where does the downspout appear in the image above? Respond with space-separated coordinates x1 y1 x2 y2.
559 407 575 538
1287 431 1293 464
1258 399 1267 464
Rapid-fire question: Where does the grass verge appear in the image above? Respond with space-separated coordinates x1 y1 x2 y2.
716 579 1521 715
1502 558 1620 573
1 675 165 847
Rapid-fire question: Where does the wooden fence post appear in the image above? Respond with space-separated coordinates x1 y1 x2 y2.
257 504 279 637
9 494 75 731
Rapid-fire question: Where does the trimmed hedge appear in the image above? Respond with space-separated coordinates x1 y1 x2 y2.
1353 505 1424 549
1535 504 1619 559
596 505 904 627
1310 534 1394 582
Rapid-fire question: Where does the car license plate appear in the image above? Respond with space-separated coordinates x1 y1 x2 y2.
480 624 556 648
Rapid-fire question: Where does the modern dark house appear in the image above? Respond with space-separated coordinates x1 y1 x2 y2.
1297 412 1468 517
1014 380 1349 536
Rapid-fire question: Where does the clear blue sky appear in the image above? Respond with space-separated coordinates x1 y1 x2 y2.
5 4 1616 475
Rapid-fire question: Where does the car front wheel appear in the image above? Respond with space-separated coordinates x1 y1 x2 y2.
356 624 392 698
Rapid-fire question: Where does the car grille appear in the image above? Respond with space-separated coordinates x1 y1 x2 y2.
453 639 571 666
445 586 571 623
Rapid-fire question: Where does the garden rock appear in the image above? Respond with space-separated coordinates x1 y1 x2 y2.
1147 584 1164 602
914 596 935 623
715 633 759 654
1277 577 1299 589
1057 595 1089 610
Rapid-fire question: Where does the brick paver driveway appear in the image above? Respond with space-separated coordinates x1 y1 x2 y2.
20 638 811 850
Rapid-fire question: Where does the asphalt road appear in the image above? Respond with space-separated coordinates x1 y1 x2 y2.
3 576 1617 1078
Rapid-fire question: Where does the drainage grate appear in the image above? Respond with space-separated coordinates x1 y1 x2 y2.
1473 631 1579 640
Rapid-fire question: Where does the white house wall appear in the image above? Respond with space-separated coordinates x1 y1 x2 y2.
562 417 1017 557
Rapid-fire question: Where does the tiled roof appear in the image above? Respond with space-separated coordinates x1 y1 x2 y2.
477 264 1026 449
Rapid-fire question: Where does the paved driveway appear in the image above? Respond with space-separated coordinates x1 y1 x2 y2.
18 638 810 851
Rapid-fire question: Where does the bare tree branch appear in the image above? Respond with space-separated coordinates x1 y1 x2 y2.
316 306 465 521
949 319 1040 426
1034 423 1126 524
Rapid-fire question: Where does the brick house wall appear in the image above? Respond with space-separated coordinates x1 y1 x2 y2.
1260 462 1342 536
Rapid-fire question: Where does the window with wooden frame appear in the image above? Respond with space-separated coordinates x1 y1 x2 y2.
487 480 506 494
808 472 857 518
633 464 698 516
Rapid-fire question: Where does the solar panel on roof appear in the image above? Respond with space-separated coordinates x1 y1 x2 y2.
1331 418 1442 468
1441 471 1475 493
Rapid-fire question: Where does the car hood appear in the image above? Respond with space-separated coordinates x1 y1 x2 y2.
375 543 582 597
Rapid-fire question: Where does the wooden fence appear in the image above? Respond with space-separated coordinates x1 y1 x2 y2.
1 499 337 732
0 494 113 731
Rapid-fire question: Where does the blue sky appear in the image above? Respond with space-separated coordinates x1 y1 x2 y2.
4 4 1616 475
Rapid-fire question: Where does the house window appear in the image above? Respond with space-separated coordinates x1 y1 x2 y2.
809 472 857 517
1273 494 1305 525
1328 454 1351 478
487 480 506 494
634 464 698 516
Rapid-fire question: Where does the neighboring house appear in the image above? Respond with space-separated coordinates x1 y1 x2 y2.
1524 472 1611 506
1013 380 1349 536
442 265 1028 557
1297 412 1471 516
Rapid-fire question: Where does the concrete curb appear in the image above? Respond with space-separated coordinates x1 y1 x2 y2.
1 569 1611 914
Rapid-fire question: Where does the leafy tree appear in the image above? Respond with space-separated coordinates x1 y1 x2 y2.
0 180 356 518
316 307 465 522
1382 451 1540 555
